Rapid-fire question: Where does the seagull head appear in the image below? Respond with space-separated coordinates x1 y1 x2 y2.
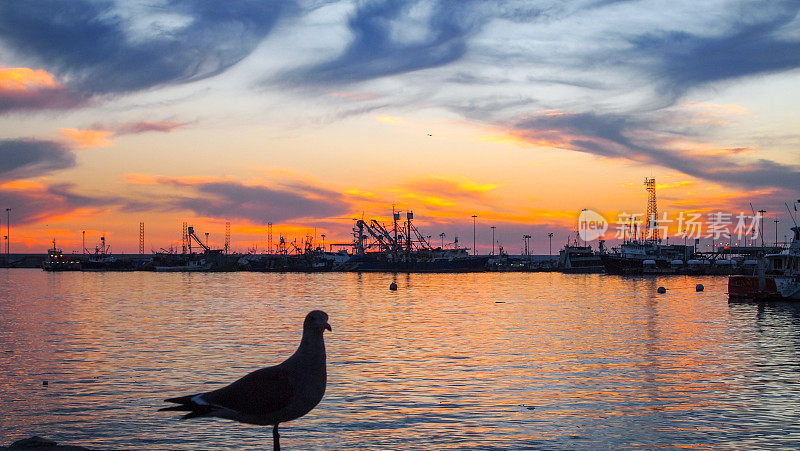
304 310 332 333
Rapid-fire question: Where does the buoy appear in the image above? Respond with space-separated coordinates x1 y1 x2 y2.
696 284 704 292
42 381 48 386
657 287 666 294
389 282 397 291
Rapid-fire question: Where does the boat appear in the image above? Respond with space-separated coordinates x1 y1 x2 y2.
153 257 213 272
41 240 81 271
557 243 604 273
80 236 140 271
334 211 489 272
81 254 141 271
728 226 800 302
600 241 692 275
338 247 488 272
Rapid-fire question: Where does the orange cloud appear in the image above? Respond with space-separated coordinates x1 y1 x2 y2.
402 175 499 200
124 173 160 185
0 180 47 191
60 128 114 148
0 67 59 91
375 115 407 125
486 128 570 149
0 67 85 112
682 100 748 117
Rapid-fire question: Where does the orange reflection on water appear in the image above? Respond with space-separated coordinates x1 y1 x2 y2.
2 271 800 449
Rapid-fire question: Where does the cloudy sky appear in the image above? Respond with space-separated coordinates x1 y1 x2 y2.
1 0 798 253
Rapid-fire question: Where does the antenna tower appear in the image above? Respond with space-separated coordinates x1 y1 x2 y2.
181 222 188 254
139 222 145 254
225 221 231 254
644 177 658 242
267 222 273 254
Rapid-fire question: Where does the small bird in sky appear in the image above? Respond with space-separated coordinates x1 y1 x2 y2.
427 133 432 136
160 310 331 451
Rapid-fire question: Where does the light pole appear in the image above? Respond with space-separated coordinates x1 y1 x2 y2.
471 215 477 255
774 219 780 247
5 208 9 259
548 232 553 257
490 226 496 255
440 232 445 248
758 210 766 247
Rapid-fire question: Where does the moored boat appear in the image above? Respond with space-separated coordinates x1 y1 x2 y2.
728 226 800 302
41 240 81 271
558 244 604 273
600 241 691 275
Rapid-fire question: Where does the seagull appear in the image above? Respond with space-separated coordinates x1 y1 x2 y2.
160 310 331 451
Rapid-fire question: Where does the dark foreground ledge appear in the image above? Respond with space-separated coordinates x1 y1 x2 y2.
2 436 95 450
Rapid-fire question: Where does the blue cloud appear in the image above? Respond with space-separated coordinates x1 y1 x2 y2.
630 2 800 96
512 112 800 191
0 0 292 95
0 139 76 180
176 181 350 223
0 183 120 225
289 0 486 84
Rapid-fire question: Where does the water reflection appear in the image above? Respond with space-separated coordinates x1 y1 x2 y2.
1 270 799 449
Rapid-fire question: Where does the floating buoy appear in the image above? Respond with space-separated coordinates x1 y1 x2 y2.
389 282 397 291
696 284 704 292
657 287 667 294
42 380 48 386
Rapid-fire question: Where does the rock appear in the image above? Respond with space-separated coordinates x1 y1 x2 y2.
8 436 57 449
5 436 93 450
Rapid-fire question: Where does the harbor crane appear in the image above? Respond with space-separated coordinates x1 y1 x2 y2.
186 226 210 254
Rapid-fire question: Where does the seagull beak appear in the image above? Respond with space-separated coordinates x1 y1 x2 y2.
324 323 332 332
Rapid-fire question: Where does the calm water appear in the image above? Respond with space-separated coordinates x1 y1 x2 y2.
1 270 800 449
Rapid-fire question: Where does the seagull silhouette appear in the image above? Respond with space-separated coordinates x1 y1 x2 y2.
160 310 331 451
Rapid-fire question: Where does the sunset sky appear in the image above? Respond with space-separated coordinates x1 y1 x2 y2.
1 0 798 254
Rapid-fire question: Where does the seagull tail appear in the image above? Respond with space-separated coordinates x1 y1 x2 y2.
159 394 214 419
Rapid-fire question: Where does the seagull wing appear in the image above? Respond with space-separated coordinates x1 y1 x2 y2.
201 365 293 416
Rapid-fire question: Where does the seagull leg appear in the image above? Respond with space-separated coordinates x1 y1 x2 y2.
272 423 280 451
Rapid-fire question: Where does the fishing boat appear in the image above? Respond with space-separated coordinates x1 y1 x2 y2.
728 226 800 302
600 241 692 275
339 247 488 272
41 240 81 271
336 211 489 272
153 257 212 272
558 243 604 273
80 236 140 271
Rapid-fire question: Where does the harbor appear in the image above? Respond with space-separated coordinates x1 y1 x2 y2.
3 2 799 449
9 178 791 278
